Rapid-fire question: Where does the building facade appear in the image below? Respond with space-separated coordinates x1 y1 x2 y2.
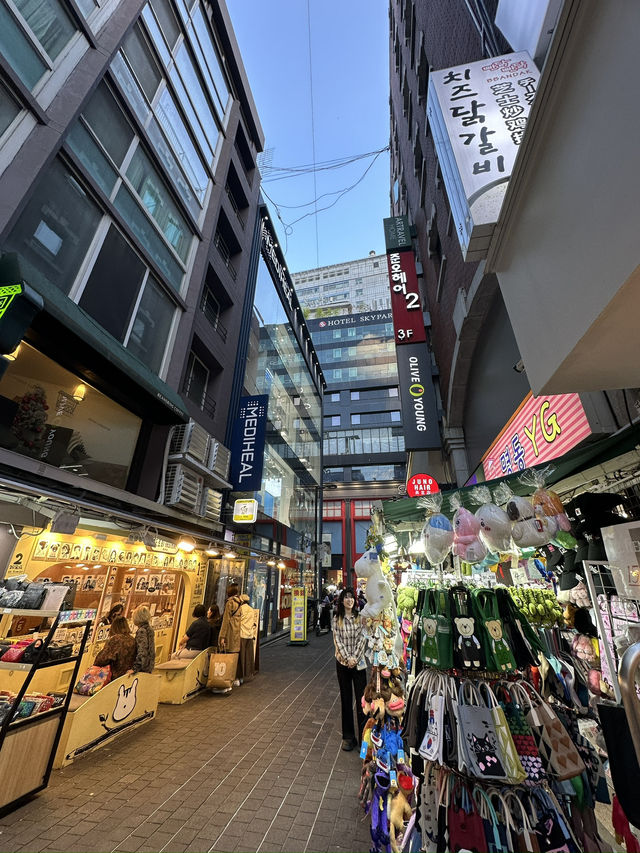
293 253 406 585
388 0 637 486
0 0 275 653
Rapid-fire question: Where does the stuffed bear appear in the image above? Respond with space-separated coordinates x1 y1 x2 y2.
532 488 577 549
507 496 552 548
453 616 482 668
389 788 412 853
475 502 514 554
452 507 487 563
422 513 454 565
355 549 393 620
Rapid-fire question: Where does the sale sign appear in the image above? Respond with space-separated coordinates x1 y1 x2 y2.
482 392 592 481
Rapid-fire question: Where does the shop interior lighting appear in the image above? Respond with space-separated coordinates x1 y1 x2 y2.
2 344 21 362
267 560 276 566
177 537 196 553
277 560 286 569
205 545 219 557
224 550 236 559
72 383 87 402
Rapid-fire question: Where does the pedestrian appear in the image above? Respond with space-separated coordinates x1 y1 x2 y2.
332 587 367 751
176 604 211 657
357 588 366 611
219 583 251 686
207 603 222 647
100 602 124 626
94 616 136 679
131 604 155 673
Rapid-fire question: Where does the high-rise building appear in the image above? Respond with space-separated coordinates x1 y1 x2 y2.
293 253 406 586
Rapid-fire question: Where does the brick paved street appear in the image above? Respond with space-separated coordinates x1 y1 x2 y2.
0 633 371 853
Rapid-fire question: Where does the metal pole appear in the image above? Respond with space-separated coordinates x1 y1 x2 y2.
619 641 640 765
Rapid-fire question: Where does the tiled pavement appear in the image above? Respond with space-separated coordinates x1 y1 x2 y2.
0 633 372 853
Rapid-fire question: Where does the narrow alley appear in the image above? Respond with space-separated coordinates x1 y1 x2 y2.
0 635 370 853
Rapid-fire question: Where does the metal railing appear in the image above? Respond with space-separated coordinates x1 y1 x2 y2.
200 288 227 342
226 184 245 229
214 231 237 280
182 379 217 419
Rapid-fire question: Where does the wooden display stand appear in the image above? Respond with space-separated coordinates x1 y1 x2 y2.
0 609 91 814
154 648 212 704
53 671 160 768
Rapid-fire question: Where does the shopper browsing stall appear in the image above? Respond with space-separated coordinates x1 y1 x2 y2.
333 587 367 751
94 616 136 679
131 604 155 673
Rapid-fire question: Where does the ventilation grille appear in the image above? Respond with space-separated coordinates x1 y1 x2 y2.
163 464 203 512
199 487 223 522
208 440 231 480
169 420 210 465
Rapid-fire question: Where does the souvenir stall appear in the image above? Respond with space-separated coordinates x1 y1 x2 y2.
0 525 210 697
358 461 640 852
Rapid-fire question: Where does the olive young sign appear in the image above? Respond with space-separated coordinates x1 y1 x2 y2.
396 343 441 450
229 395 269 491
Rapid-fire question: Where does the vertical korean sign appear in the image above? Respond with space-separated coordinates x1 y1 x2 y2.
289 586 307 644
386 251 426 346
229 395 269 491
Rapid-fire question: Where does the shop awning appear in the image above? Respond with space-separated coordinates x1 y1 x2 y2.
25 276 188 425
382 421 640 530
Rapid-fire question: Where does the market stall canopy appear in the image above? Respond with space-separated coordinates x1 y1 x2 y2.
382 422 640 532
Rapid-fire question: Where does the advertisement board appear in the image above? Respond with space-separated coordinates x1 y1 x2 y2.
396 343 441 450
406 474 439 497
229 394 269 491
481 392 591 481
386 251 426 346
289 586 308 644
383 215 413 252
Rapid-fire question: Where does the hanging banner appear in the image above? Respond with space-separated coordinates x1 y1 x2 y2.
386 251 426 346
396 342 441 450
289 586 308 644
229 394 269 491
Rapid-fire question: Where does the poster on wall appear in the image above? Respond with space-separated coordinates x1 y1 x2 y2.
289 586 308 644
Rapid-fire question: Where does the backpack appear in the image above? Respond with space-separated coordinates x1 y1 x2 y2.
239 602 259 639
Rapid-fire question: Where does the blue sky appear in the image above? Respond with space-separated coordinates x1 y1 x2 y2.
226 0 390 274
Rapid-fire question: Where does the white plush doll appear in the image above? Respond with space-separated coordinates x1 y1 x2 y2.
355 549 393 620
507 495 552 548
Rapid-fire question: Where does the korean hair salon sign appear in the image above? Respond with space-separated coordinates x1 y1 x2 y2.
230 395 269 491
428 51 539 260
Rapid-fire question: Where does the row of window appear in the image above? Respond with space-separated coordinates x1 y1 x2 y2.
323 499 375 519
323 464 406 483
323 426 405 456
313 322 394 343
326 386 399 403
323 411 401 428
320 341 396 363
326 362 399 382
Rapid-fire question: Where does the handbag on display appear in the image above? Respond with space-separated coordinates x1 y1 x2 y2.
418 671 446 763
40 583 71 612
20 582 47 610
46 642 74 661
449 585 485 670
207 650 238 690
74 664 112 696
471 588 517 672
21 638 46 664
472 787 513 853
421 587 454 670
0 589 24 608
495 587 542 668
529 788 578 853
456 680 507 781
478 682 526 784
513 682 586 781
501 791 541 853
0 640 32 662
447 779 487 853
496 683 547 784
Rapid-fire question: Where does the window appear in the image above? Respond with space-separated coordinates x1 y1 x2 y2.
81 82 135 168
184 352 208 408
122 24 162 104
0 81 21 139
332 368 342 380
347 328 356 337
333 348 341 359
352 464 405 482
330 392 340 402
3 160 102 296
348 346 356 357
331 415 340 427
391 410 401 422
323 500 342 519
389 387 399 397
351 414 360 425
333 330 341 339
148 0 180 51
126 275 175 372
79 225 146 341
348 367 357 378
354 499 374 517
323 467 344 483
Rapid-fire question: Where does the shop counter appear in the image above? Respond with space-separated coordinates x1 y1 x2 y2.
53 672 160 769
153 648 212 704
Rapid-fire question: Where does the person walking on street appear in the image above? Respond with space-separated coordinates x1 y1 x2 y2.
333 587 367 751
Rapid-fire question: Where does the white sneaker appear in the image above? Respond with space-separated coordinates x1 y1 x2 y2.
233 679 241 687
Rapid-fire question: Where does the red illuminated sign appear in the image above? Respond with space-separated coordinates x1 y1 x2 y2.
407 474 440 497
482 392 592 481
386 251 426 346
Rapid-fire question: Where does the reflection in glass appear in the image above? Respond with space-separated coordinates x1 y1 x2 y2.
0 4 46 91
14 0 76 61
126 276 175 373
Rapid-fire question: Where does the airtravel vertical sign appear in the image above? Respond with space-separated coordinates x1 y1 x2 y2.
230 395 269 491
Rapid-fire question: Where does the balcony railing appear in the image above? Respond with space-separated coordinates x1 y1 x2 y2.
214 232 237 280
182 379 217 420
225 184 245 229
200 289 227 342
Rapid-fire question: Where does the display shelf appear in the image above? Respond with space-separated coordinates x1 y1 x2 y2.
9 706 64 731
1 609 60 618
0 662 33 672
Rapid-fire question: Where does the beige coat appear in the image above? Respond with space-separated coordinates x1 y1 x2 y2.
219 594 249 653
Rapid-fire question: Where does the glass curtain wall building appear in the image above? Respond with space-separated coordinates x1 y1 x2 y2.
292 253 405 586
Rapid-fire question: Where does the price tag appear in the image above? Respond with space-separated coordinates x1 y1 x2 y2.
360 741 368 759
398 749 405 764
389 771 398 787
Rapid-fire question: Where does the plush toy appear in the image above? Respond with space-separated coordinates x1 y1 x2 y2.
422 513 454 565
475 502 514 554
507 496 552 548
389 788 412 853
355 549 393 620
533 488 577 549
453 616 483 668
452 507 487 563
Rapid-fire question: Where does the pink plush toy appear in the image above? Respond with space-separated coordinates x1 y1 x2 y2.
452 506 487 563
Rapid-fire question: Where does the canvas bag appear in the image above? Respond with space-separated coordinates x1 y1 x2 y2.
513 681 586 781
449 585 485 671
418 670 446 763
478 681 526 784
496 682 547 784
501 791 541 853
471 588 516 672
74 664 112 696
457 680 507 781
420 588 440 666
207 650 238 689
447 779 487 853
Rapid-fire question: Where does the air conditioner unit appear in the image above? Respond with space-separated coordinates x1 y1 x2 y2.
169 420 210 465
199 487 223 522
208 440 231 480
163 464 203 513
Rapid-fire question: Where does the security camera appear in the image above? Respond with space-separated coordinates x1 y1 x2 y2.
513 359 525 374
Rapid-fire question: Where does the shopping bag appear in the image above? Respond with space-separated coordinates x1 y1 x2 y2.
471 588 516 672
74 665 112 696
418 671 445 763
457 680 507 781
207 651 238 689
449 584 485 670
497 683 547 784
478 681 526 784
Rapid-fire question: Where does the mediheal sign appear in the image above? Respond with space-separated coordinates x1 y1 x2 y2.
396 343 441 450
482 392 592 481
229 394 269 491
